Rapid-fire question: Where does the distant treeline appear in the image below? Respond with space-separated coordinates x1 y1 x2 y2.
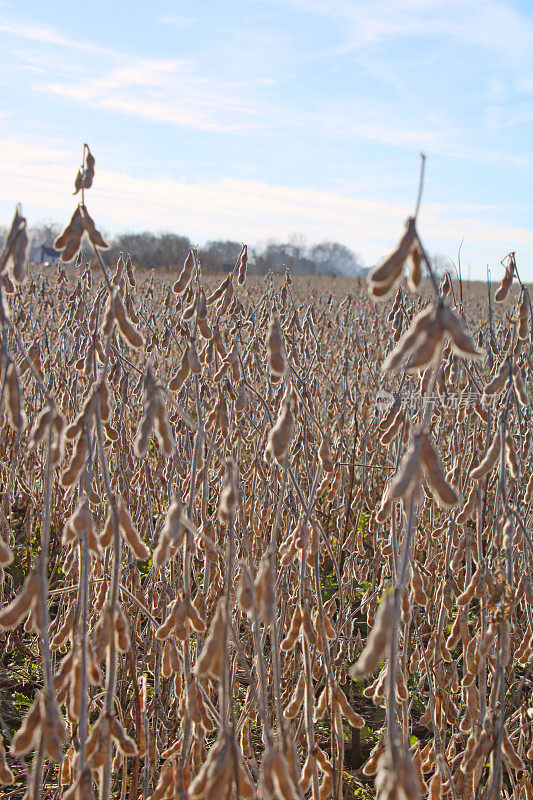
5 222 365 276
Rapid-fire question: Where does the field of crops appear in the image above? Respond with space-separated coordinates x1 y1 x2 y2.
0 150 531 800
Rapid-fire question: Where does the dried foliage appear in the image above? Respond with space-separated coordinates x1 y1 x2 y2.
0 149 531 800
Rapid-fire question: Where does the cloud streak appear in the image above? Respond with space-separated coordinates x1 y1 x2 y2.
157 15 195 27
0 5 532 278
2 7 532 161
0 138 530 277
254 0 533 60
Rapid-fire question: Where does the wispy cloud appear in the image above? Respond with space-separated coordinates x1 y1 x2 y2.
0 17 110 54
157 15 195 27
0 5 532 278
1 14 271 135
1 138 531 276
1 7 531 160
254 0 533 60
38 70 266 134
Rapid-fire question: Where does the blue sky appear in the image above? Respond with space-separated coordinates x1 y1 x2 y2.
0 0 532 278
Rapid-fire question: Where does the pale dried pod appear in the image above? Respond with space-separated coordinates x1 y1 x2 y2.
219 459 238 522
6 363 26 431
173 250 195 295
265 392 295 464
495 258 514 302
420 433 460 507
11 693 42 756
368 217 417 299
267 315 285 378
469 428 501 481
350 592 394 677
0 737 14 785
0 569 40 629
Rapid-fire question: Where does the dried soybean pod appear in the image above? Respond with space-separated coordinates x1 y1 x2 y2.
513 370 529 406
80 206 108 248
456 486 477 524
3 206 27 283
350 592 394 677
98 380 111 422
186 597 206 632
441 305 484 359
271 748 301 800
334 687 365 727
29 407 53 450
11 693 42 755
469 429 501 480
154 398 176 456
237 570 254 615
109 716 138 756
237 244 248 285
0 569 40 628
187 343 201 374
501 728 525 770
118 501 150 560
388 438 423 501
300 751 316 792
267 315 285 378
440 272 452 298
495 259 514 302
168 348 190 392
0 533 13 567
411 564 428 606
407 240 423 292
284 673 305 718
368 217 417 295
483 361 510 397
517 290 530 339
505 430 519 478
6 363 26 431
380 408 403 445
61 435 88 487
281 604 302 650
173 250 195 295
219 459 238 522
11 222 28 283
55 206 83 258
525 473 533 503
42 691 67 762
51 603 76 649
196 599 225 679
382 305 433 372
301 602 317 646
254 554 275 625
405 319 445 372
0 737 14 784
114 605 131 652
265 396 294 464
207 274 231 307
420 433 459 507
114 292 144 348
102 293 116 336
84 147 95 188
318 436 334 473
457 566 482 606
125 254 136 286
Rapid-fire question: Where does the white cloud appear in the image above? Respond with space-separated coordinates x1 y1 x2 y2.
0 13 270 135
0 7 532 281
1 138 532 276
254 0 533 60
39 72 265 134
1 9 531 163
0 17 109 54
157 15 195 27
